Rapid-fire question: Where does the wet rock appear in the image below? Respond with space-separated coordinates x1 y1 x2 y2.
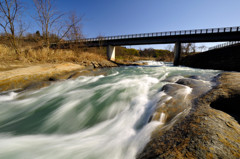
161 83 191 96
176 78 209 88
176 78 212 96
138 72 240 159
151 83 192 129
162 76 184 83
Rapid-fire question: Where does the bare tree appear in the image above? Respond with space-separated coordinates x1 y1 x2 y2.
165 44 174 53
33 0 63 48
65 12 83 42
0 0 22 56
198 45 207 52
190 43 196 53
17 18 29 38
182 43 196 54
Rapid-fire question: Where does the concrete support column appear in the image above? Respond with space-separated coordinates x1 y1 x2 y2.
174 41 181 66
107 45 115 61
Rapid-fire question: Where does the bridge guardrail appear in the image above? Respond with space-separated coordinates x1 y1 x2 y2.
208 41 240 50
77 26 239 43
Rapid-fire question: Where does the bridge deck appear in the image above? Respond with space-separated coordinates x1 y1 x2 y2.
80 26 240 47
52 26 240 47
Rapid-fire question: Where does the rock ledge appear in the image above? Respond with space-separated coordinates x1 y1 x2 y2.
138 72 240 159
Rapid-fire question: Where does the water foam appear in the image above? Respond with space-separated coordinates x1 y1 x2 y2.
0 92 18 102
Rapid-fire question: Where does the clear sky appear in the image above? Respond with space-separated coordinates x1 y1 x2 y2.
24 0 240 49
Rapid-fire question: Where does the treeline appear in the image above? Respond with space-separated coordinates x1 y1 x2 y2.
115 47 174 62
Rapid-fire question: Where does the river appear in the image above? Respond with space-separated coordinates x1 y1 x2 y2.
0 61 220 159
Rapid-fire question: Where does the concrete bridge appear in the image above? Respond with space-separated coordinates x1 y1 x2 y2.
58 26 240 66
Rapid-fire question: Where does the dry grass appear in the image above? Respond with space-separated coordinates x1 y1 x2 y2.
0 44 113 71
0 44 107 63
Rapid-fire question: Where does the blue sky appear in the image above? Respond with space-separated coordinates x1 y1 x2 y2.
24 0 240 49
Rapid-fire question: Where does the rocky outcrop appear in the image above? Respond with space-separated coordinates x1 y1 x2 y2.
138 72 240 159
80 60 117 68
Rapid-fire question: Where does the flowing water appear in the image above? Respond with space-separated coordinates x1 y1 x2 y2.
0 62 220 159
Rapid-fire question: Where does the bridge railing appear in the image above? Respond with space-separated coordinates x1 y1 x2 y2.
79 26 240 42
208 41 240 50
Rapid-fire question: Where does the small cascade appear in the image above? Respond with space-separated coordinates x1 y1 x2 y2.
159 112 166 124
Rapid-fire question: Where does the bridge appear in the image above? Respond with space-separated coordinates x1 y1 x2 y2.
57 26 240 66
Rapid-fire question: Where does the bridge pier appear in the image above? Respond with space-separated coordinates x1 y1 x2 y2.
107 45 116 61
174 41 181 66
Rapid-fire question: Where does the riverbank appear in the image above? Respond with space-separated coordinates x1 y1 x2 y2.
0 44 119 92
0 58 120 93
0 60 148 93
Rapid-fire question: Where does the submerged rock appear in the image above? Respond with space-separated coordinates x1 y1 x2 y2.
138 73 240 159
